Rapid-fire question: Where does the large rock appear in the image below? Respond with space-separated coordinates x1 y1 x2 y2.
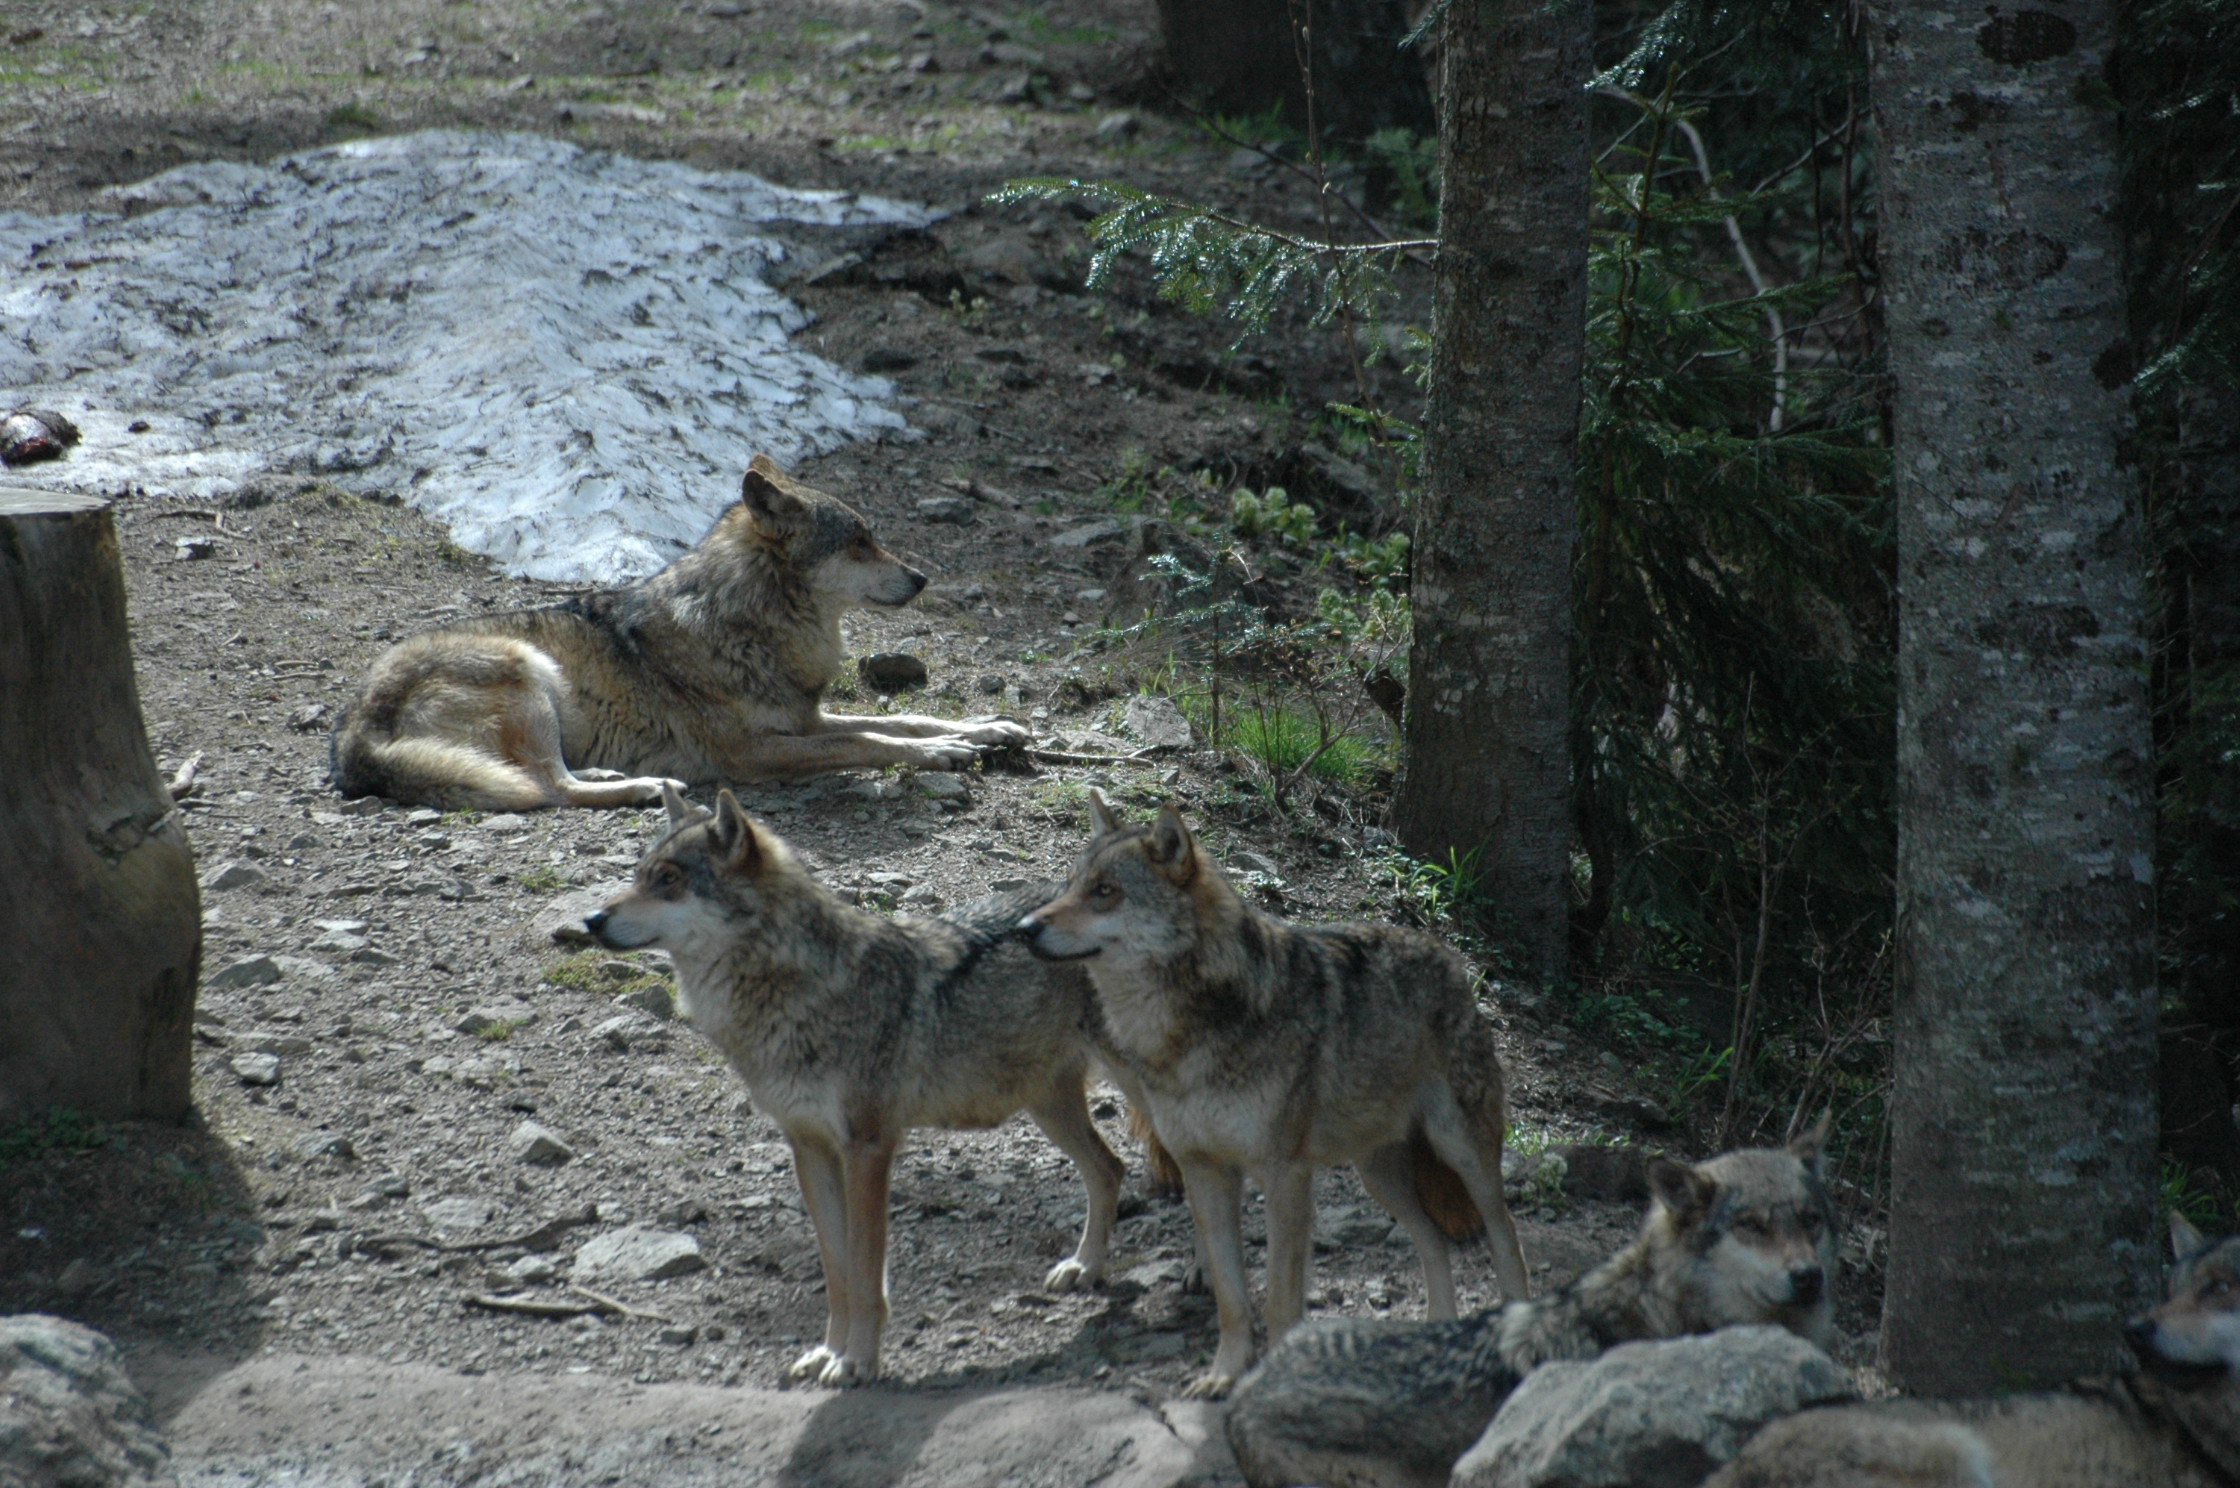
1453 1327 1855 1488
572 1225 706 1283
0 1315 177 1487
1122 694 1194 750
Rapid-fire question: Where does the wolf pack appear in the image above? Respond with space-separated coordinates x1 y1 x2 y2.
330 459 2240 1487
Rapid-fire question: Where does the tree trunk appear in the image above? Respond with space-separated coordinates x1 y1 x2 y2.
1391 0 1589 989
1152 0 1434 147
0 488 200 1124
1872 1 2160 1393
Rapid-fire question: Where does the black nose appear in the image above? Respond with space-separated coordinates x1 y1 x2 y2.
903 567 927 598
1788 1266 1824 1306
2125 1317 2158 1358
583 910 610 943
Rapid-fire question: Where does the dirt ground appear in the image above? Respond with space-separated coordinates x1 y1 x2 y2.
0 0 1879 1468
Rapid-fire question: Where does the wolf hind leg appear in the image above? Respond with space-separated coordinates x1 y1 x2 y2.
1259 1160 1316 1342
1025 1070 1125 1291
1418 1095 1531 1301
1357 1140 1457 1319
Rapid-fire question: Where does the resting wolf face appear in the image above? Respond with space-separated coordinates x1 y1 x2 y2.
1658 1132 1839 1345
2132 1215 2240 1388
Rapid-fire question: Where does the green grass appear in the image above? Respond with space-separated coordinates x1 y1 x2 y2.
543 949 671 997
516 864 568 894
324 102 382 136
0 1107 116 1173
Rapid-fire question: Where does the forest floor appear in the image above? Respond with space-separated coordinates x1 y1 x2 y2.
0 0 1879 1479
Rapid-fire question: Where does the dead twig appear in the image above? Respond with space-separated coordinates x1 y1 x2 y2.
567 1284 673 1322
1028 747 1165 767
355 1207 598 1256
464 1292 604 1320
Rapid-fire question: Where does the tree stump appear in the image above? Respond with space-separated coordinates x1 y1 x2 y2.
0 488 200 1123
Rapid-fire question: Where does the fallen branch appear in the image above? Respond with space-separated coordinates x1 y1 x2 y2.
567 1283 673 1322
355 1206 597 1255
1028 747 1165 767
464 1292 605 1320
166 751 204 802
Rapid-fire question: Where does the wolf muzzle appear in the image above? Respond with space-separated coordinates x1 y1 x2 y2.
2128 1317 2232 1389
1016 914 1098 963
583 909 617 948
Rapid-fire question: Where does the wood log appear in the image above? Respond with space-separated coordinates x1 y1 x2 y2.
0 487 200 1123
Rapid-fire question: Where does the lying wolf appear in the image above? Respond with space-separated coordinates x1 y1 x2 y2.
332 454 1025 809
587 785 1124 1385
1223 1121 1840 1488
1021 793 1531 1398
1708 1213 2240 1488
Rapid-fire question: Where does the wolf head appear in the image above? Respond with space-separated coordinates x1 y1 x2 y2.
1641 1114 1839 1346
585 784 807 966
701 453 925 611
2129 1215 2240 1391
1017 790 1238 966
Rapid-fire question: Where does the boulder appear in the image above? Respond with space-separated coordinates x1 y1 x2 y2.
859 653 930 692
1122 694 1194 750
508 1121 576 1166
1453 1327 1855 1488
0 1315 176 1487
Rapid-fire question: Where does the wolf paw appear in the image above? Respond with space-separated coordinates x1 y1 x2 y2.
913 739 983 770
1181 1369 1238 1400
1044 1257 1101 1293
787 1345 838 1381
956 718 1032 749
622 776 689 804
816 1353 876 1387
573 768 627 782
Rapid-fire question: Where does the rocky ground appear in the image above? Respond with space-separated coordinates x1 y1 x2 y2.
1 0 1880 1476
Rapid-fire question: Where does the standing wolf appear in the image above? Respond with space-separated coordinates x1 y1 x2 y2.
331 454 1025 810
1708 1213 2240 1488
586 785 1125 1386
1020 793 1531 1397
1224 1122 1840 1488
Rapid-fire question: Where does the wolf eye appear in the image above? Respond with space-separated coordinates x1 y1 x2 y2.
1089 881 1121 905
651 864 683 890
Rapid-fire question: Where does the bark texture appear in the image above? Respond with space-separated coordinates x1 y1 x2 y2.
1392 0 1588 988
1871 1 2160 1392
1151 0 1433 146
0 488 201 1123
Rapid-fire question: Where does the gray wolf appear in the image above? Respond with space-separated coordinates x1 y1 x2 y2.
585 784 1125 1386
331 454 1026 809
1707 1212 2240 1488
1019 792 1531 1398
1224 1119 1840 1488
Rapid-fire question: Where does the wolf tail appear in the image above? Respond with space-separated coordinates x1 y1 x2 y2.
1128 1104 1185 1198
1413 1128 1489 1244
331 718 554 813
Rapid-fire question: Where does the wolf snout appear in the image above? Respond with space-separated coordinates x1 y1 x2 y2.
583 909 614 946
1786 1264 1824 1306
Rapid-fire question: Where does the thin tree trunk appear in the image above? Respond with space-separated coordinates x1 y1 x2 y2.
1392 0 1589 988
0 488 201 1123
1152 0 1434 146
1872 1 2160 1392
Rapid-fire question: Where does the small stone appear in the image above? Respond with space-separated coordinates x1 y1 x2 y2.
53 1258 99 1297
1122 694 1194 750
862 346 919 372
656 1199 709 1225
915 773 970 800
368 1174 411 1198
657 1324 700 1346
285 831 323 850
509 1120 576 1166
1092 110 1139 142
301 1208 345 1234
240 1032 313 1056
230 1052 282 1086
915 496 975 524
308 929 369 954
976 673 1006 695
899 882 944 910
572 1225 708 1283
203 860 269 892
593 1012 666 1052
422 1196 496 1232
1229 850 1283 880
1050 519 1125 549
859 653 930 692
291 1131 356 1161
616 983 675 1020
337 796 386 817
482 814 532 834
287 702 331 731
457 1004 536 1035
406 807 444 826
349 945 400 965
312 917 368 934
505 1254 559 1283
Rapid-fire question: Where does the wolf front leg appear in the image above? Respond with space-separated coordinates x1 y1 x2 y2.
1177 1154 1256 1397
831 1134 898 1385
718 729 986 778
784 1131 856 1383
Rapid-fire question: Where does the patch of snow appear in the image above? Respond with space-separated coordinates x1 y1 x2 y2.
0 130 936 580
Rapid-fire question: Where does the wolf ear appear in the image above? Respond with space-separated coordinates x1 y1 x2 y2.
1787 1109 1833 1171
708 789 763 871
1147 800 1198 882
1086 788 1123 838
740 464 804 526
662 781 697 829
1648 1158 1717 1222
2173 1210 2209 1261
